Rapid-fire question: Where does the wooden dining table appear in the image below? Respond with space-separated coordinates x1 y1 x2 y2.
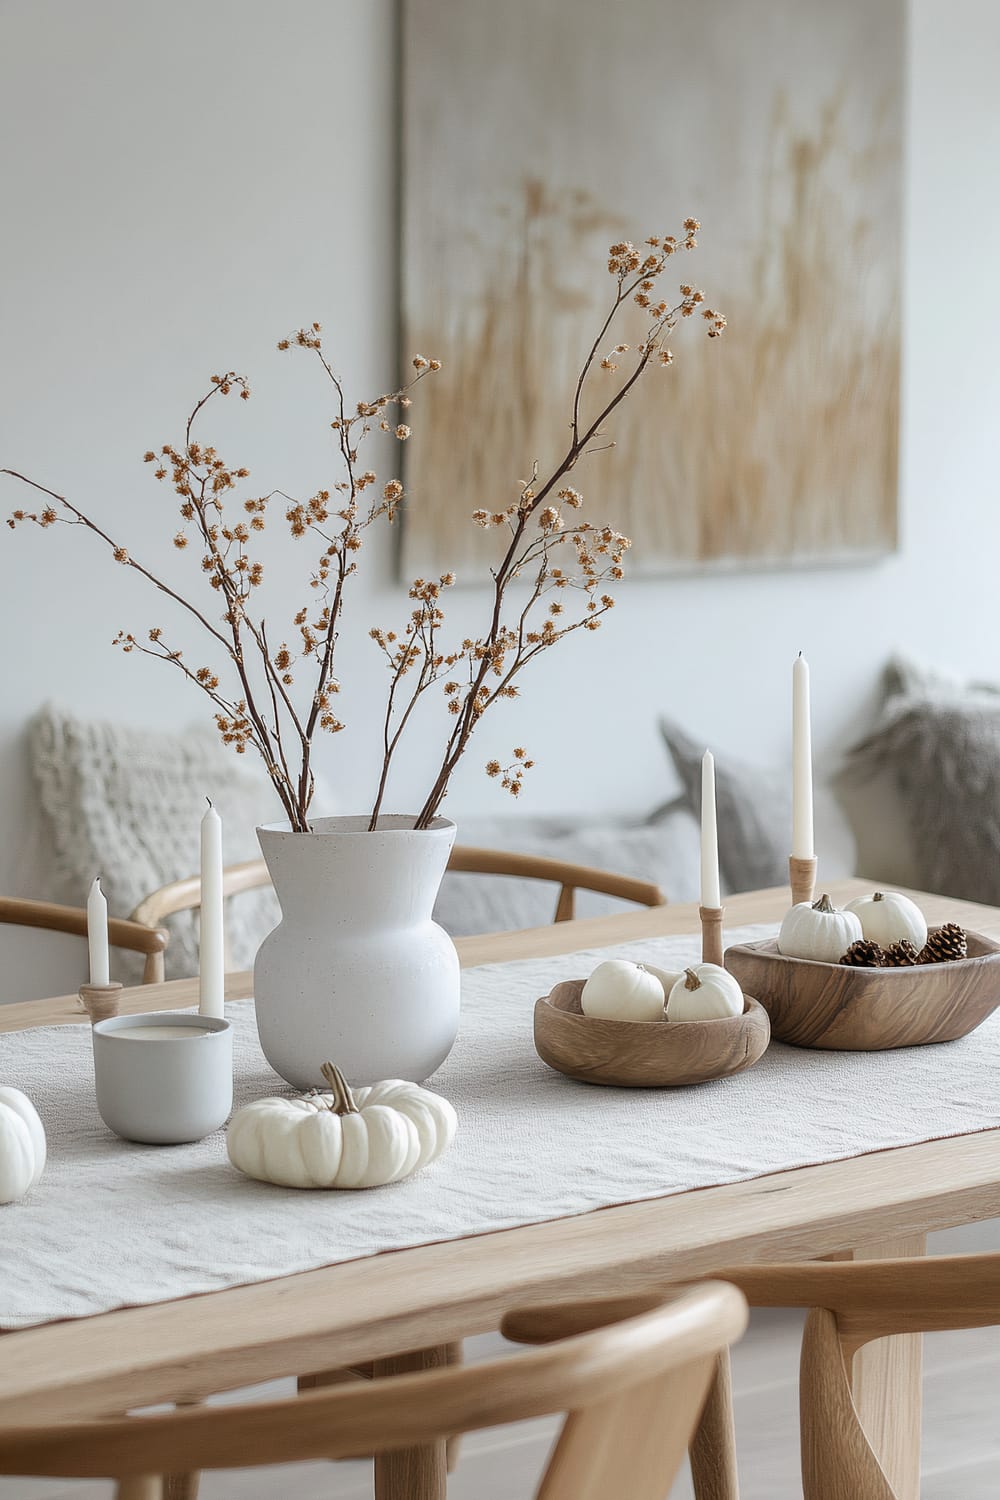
3 877 1000 1500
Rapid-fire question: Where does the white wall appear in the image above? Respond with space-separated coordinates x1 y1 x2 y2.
2 0 1000 919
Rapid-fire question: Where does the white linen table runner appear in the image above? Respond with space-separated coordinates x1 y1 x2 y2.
3 922 1000 1329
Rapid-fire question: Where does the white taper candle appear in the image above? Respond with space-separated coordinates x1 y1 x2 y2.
86 876 110 987
700 749 722 910
792 653 815 859
199 799 225 1018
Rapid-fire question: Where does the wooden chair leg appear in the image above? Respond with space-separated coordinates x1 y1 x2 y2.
688 1349 740 1500
142 952 165 985
554 885 575 922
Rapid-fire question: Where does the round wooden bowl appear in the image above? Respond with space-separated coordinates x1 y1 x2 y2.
724 929 1000 1050
533 979 771 1087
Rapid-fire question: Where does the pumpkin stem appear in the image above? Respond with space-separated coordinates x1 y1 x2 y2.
320 1061 360 1115
812 894 835 913
683 967 701 991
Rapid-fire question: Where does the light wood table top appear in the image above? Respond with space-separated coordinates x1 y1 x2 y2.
2 878 999 1500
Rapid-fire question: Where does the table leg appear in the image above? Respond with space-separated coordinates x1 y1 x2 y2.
445 1339 463 1472
164 1398 202 1500
163 1477 199 1500
843 1235 925 1500
373 1345 449 1500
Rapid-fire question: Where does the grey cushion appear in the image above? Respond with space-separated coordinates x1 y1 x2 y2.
657 718 789 893
843 657 1000 902
434 811 701 937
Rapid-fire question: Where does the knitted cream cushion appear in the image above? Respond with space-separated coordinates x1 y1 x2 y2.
29 705 283 982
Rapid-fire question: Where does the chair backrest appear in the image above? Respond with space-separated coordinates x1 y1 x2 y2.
132 845 667 935
719 1253 1000 1500
0 897 169 987
0 1284 746 1500
447 846 666 922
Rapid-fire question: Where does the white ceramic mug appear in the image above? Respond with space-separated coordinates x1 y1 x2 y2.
92 1012 233 1144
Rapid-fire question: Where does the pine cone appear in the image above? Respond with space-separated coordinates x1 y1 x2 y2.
918 923 968 964
840 939 886 968
883 939 921 967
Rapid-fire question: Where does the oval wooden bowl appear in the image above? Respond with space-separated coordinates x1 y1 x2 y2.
533 979 771 1087
724 929 1000 1051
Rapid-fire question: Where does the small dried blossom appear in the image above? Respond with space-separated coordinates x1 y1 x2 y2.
484 749 536 798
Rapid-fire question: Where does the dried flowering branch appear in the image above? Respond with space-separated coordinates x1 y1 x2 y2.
3 219 724 833
4 342 439 832
366 218 726 829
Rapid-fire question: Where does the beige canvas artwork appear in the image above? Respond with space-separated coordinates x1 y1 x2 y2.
399 0 903 578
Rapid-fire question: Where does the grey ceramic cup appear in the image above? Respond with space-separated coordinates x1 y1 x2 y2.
92 1012 233 1144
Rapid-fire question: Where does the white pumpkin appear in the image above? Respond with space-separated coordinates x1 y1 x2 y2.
666 964 744 1021
642 963 684 1000
581 959 665 1022
227 1062 457 1189
845 890 928 952
778 894 863 963
0 1087 46 1204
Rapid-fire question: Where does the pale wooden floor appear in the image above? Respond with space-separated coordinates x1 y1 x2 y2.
4 1226 999 1499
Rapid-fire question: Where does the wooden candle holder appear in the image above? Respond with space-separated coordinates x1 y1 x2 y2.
789 855 818 906
79 982 124 1025
700 906 725 967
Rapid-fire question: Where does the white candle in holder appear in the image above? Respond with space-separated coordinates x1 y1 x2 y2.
86 876 110 987
792 654 814 859
199 800 225 1019
700 749 722 910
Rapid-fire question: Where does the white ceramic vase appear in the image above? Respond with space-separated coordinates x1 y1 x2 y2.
254 815 460 1089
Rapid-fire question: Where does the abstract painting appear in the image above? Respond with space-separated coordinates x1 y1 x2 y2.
400 0 904 577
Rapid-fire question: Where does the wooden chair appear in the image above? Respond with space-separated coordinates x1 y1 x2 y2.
131 847 666 948
0 1283 748 1500
503 1291 743 1500
131 859 268 982
506 1253 1000 1500
0 896 169 987
717 1254 1000 1500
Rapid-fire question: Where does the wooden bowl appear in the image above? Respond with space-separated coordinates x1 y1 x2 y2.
724 929 1000 1051
533 979 771 1087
